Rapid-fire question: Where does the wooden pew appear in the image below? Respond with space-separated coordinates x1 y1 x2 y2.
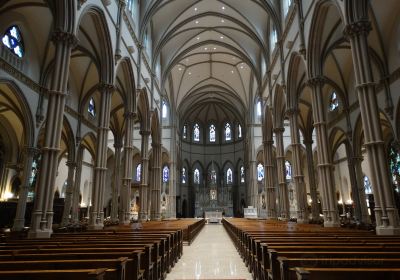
0 268 109 280
294 267 400 280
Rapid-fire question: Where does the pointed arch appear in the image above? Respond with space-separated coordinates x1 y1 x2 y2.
76 5 114 84
136 88 150 131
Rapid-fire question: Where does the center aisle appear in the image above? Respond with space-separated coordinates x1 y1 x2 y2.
167 224 252 280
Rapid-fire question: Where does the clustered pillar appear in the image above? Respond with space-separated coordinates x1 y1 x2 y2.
89 84 114 230
29 30 76 238
274 128 290 220
150 143 161 220
345 20 400 234
263 140 277 218
287 108 309 223
139 130 150 221
308 77 339 227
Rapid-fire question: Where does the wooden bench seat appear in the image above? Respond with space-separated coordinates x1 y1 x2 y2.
0 257 128 280
294 267 400 280
0 268 109 280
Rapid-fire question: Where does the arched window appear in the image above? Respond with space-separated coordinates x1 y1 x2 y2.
329 91 339 111
225 123 232 141
182 125 187 139
257 163 264 182
136 163 141 182
2 25 24 58
210 169 217 184
270 26 277 51
193 123 200 142
285 160 292 180
127 0 136 16
29 154 41 190
209 124 216 142
238 124 242 139
162 101 168 119
256 100 262 117
226 168 233 184
181 167 186 184
194 168 200 184
88 97 96 117
283 0 293 17
240 166 245 183
163 166 169 183
364 175 372 194
389 144 400 191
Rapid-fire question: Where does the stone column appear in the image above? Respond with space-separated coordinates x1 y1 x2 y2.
249 160 258 207
263 140 277 218
12 147 38 231
353 155 371 224
303 139 319 221
344 21 400 235
89 84 114 230
287 109 309 223
150 143 161 220
120 112 135 224
29 31 76 238
61 160 76 226
274 128 290 220
71 147 83 223
308 77 339 227
111 140 122 222
139 130 150 221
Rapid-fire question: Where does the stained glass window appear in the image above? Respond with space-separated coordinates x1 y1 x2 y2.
364 175 372 194
270 27 277 51
283 0 293 17
194 168 200 184
88 97 96 117
238 124 242 139
182 125 187 139
127 0 136 16
2 26 24 58
29 154 41 188
257 163 264 182
226 168 233 184
256 100 262 117
162 101 167 119
329 91 339 111
389 145 400 192
209 124 216 142
193 123 200 142
285 160 292 180
163 166 169 183
210 169 217 184
225 123 232 141
240 166 245 183
136 163 141 182
182 167 186 184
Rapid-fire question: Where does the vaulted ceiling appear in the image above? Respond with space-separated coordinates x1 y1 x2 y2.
144 0 277 124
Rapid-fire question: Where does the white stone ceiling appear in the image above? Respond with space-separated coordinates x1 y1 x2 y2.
144 0 274 122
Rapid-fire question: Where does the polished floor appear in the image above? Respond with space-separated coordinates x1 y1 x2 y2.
166 224 252 280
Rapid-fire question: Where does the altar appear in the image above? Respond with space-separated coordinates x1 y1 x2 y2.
205 211 223 223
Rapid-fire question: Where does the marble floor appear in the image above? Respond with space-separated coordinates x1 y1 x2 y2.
166 224 252 280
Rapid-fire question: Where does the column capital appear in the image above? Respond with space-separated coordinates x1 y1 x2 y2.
98 83 115 93
66 160 77 168
24 146 40 157
303 139 313 146
273 127 285 134
114 142 123 149
286 108 299 117
263 140 274 145
140 130 151 136
307 76 325 87
151 142 161 149
51 29 78 48
343 20 371 39
124 111 137 119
